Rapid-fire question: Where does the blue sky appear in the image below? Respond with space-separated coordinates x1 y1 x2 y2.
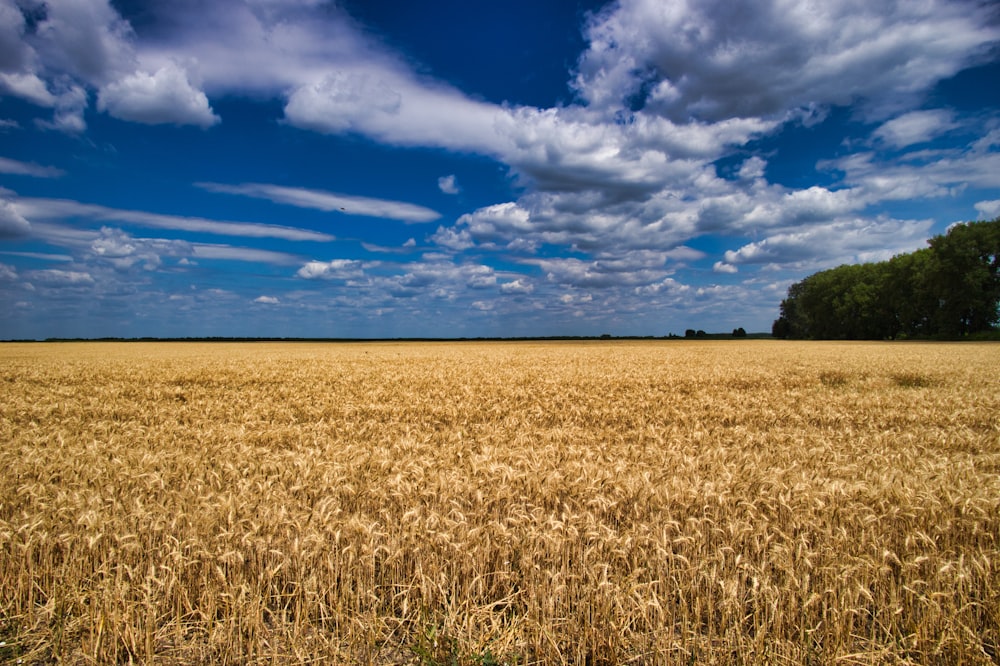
1 0 999 339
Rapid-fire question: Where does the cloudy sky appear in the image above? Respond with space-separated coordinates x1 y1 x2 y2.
2 0 999 339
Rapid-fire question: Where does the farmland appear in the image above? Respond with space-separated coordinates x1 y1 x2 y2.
1 341 998 664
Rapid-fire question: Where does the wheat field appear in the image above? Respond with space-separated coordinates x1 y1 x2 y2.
1 341 998 664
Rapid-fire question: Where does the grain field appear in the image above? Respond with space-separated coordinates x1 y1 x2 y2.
1 341 998 664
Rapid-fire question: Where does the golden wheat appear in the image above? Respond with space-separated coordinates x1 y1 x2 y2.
1 341 998 664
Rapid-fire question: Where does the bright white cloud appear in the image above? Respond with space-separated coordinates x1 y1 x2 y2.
98 64 220 127
198 182 440 223
254 295 279 304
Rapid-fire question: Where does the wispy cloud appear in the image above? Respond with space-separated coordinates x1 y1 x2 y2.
0 157 66 178
192 244 303 265
14 197 334 241
197 182 441 223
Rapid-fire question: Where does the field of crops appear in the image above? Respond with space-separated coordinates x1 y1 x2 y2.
1 341 998 664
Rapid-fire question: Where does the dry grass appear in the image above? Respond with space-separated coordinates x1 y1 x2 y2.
1 340 998 665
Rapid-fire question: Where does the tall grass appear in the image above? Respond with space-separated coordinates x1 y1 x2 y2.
1 341 998 664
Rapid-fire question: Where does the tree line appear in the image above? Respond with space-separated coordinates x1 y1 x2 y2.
772 218 1000 339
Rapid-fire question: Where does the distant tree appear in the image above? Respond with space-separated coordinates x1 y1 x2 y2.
732 327 747 337
772 218 1000 339
696 330 707 338
685 329 696 338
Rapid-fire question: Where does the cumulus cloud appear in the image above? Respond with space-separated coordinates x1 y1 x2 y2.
713 261 738 274
573 0 1000 122
98 64 220 127
430 226 474 252
500 278 534 294
0 261 17 280
254 295 279 304
89 226 193 270
537 253 671 289
296 259 365 280
197 182 440 223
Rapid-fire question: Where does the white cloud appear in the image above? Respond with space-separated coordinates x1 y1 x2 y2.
254 295 279 304
822 139 1000 203
723 217 935 268
28 0 135 84
713 261 738 274
89 226 194 271
197 182 440 223
191 244 301 264
430 226 474 251
98 64 220 128
283 67 508 152
438 174 459 194
573 0 1000 122
0 156 65 178
296 259 365 280
500 278 534 294
975 199 1000 219
26 269 95 286
0 72 55 106
537 254 670 289
0 197 31 237
0 261 17 280
873 110 958 148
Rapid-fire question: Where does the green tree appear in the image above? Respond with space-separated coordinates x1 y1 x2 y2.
771 218 1000 339
926 220 1000 335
